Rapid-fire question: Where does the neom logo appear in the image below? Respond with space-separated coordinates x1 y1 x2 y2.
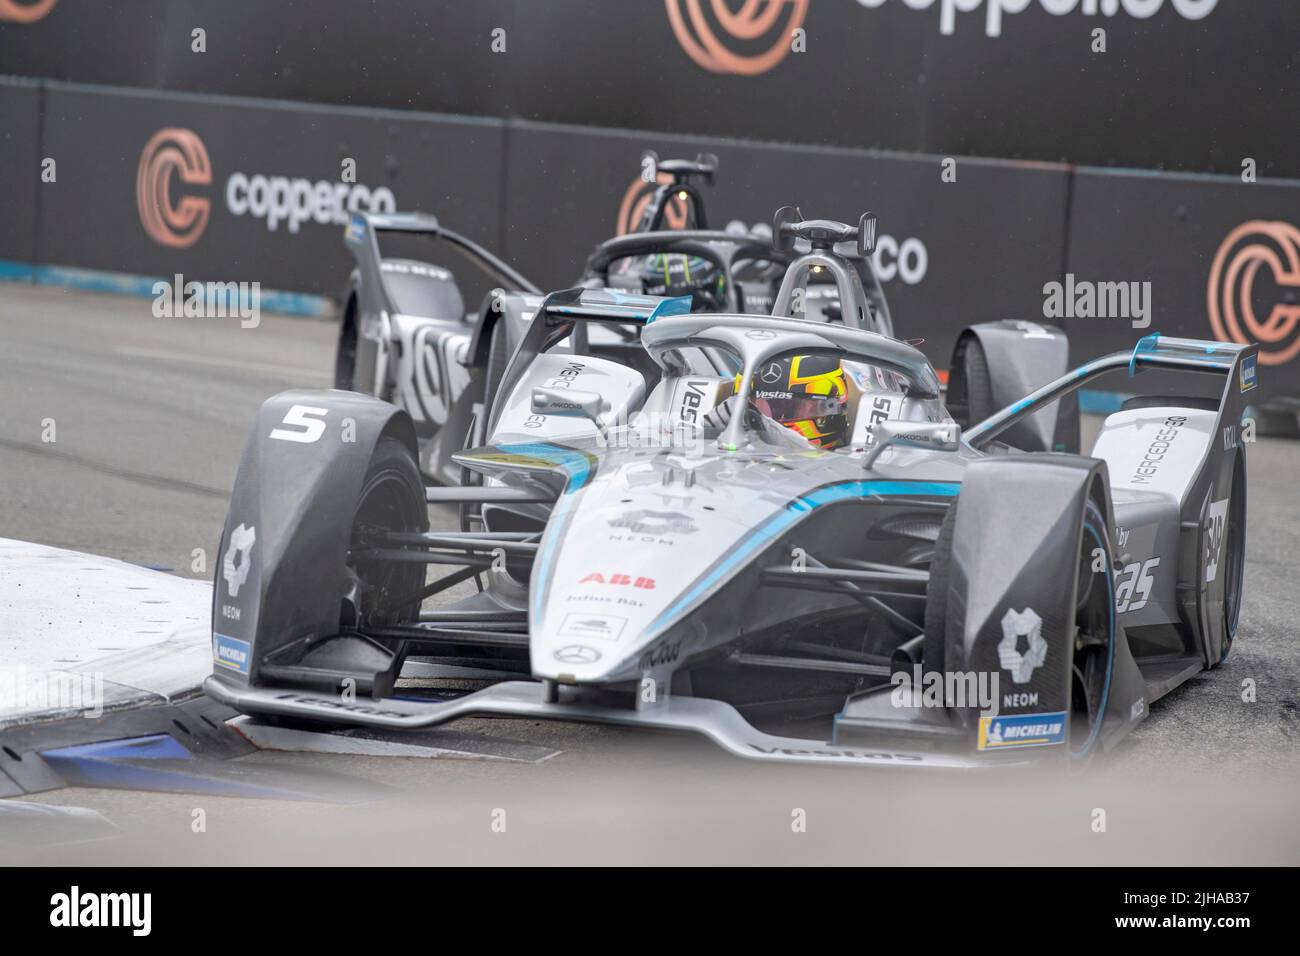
136 128 213 249
1207 220 1300 367
665 0 809 76
0 0 57 22
616 172 690 235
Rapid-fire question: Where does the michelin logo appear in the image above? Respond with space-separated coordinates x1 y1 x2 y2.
978 711 1067 750
213 633 251 675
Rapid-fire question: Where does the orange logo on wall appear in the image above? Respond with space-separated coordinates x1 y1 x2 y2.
1208 220 1300 367
0 0 58 22
665 0 809 76
616 173 690 236
136 128 212 249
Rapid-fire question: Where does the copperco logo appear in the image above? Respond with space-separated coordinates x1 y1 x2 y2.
0 0 58 22
616 173 690 236
665 0 809 76
137 128 212 249
1208 220 1300 367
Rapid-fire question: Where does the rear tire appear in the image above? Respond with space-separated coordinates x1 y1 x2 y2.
950 334 1080 453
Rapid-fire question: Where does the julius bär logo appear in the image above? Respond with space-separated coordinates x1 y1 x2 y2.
0 0 57 22
665 0 809 76
136 128 212 249
616 172 689 236
1208 220 1300 367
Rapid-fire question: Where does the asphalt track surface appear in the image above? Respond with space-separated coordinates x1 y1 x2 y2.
1 284 1298 865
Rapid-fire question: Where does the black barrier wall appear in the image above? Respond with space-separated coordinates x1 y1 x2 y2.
0 76 41 266
33 82 507 301
1 0 1296 178
1 75 1297 401
501 121 1071 365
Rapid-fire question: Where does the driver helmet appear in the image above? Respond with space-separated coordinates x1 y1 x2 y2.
748 354 850 449
636 252 726 312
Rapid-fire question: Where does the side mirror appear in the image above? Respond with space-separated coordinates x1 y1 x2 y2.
531 386 607 426
862 421 959 469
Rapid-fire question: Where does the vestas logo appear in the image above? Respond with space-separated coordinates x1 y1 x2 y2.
665 0 809 76
1208 220 1300 367
0 0 58 22
136 129 213 249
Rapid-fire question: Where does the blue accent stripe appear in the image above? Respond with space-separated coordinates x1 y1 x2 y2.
493 443 596 625
647 479 960 636
1129 332 1161 377
0 258 334 318
646 295 693 323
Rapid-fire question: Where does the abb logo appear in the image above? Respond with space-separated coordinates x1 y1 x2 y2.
579 572 657 589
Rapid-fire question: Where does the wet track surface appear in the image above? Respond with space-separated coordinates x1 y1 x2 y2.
1 285 1297 864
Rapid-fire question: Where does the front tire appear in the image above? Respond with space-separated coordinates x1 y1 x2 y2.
346 436 428 629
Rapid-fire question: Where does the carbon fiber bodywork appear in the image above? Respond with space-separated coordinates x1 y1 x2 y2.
215 292 1258 767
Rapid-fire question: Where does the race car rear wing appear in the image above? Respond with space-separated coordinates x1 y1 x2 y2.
963 334 1259 449
343 210 541 314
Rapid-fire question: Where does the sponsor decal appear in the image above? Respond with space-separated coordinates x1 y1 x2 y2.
1114 557 1160 614
1131 697 1147 720
345 213 366 242
0 0 58 23
553 644 602 664
1239 354 1258 392
977 711 1067 750
1208 221 1300 367
579 572 657 589
851 0 1218 40
1130 415 1186 485
221 523 256 597
1204 496 1229 583
997 607 1047 684
679 380 711 424
665 0 809 76
136 128 212 248
638 638 683 669
557 613 628 642
213 633 251 675
608 510 697 536
274 693 414 719
137 128 398 247
750 744 923 762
